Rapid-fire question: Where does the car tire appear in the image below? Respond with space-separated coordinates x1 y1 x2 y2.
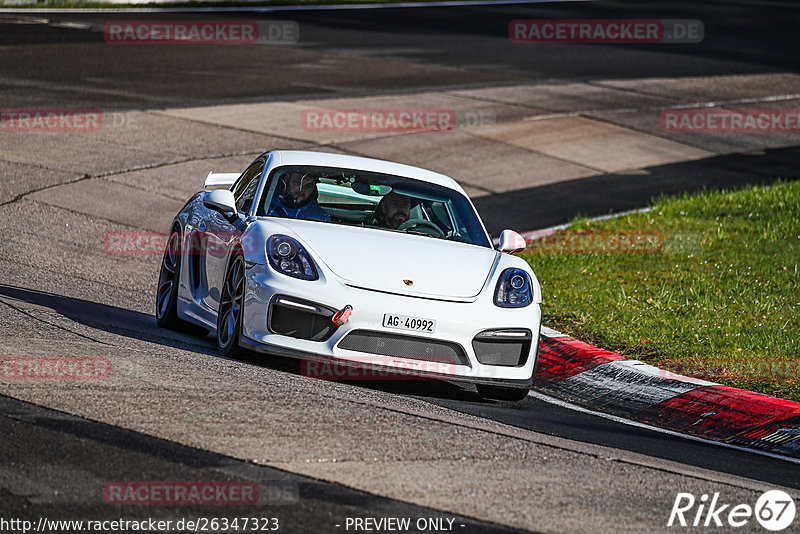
156 228 210 336
216 251 245 357
476 384 530 402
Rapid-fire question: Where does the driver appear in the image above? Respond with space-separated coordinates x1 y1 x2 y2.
374 192 410 229
267 170 331 222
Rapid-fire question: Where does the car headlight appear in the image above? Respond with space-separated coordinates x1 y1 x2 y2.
267 235 318 281
494 268 532 308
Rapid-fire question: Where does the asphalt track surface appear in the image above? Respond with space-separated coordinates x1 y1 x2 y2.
0 395 522 533
5 0 800 234
2 1 800 532
3 0 800 108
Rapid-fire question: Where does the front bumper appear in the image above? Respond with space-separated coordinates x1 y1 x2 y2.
241 263 541 385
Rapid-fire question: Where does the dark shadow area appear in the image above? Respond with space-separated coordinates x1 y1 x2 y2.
2 288 798 491
0 284 301 379
0 284 472 400
335 378 484 402
0 393 256 471
5 1 800 77
0 396 525 533
424 394 800 490
0 284 219 356
287 0 800 76
3 2 800 110
475 144 800 235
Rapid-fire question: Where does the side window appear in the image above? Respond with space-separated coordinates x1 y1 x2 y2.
428 202 453 231
232 161 264 213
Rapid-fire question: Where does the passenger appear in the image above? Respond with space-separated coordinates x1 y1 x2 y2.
267 170 331 222
374 192 411 229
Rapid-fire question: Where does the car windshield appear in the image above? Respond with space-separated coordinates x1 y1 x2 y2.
257 165 491 248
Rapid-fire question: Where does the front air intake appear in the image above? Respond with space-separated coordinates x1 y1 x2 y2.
472 329 532 367
268 296 338 341
338 330 470 367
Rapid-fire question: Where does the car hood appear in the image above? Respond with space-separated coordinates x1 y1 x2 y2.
282 221 498 299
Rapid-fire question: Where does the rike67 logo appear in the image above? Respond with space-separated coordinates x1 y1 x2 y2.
669 490 796 530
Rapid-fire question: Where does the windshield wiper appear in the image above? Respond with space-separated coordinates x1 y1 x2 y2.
402 229 436 238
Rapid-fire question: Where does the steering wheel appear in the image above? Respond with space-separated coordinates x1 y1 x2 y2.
397 218 445 238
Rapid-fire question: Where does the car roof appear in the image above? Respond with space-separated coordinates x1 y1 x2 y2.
267 150 466 195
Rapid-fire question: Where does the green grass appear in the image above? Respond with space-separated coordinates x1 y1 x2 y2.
522 179 800 402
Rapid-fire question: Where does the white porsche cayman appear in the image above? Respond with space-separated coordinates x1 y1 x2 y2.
156 150 541 401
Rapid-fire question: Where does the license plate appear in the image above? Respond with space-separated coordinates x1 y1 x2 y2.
383 313 436 333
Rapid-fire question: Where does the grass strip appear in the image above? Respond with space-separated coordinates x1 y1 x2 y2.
522 179 800 402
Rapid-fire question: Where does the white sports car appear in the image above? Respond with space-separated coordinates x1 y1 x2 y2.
156 150 541 401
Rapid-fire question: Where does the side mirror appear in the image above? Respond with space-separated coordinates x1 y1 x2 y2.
498 229 527 254
203 190 237 217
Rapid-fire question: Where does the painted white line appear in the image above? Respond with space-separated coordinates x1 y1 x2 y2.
546 359 701 413
521 207 652 240
527 388 800 465
520 92 800 123
0 0 593 13
540 326 567 338
610 359 718 386
0 76 179 103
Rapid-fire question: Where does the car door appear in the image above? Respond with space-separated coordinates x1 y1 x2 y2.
202 159 265 314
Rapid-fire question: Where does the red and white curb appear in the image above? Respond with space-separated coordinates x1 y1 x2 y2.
534 327 800 460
